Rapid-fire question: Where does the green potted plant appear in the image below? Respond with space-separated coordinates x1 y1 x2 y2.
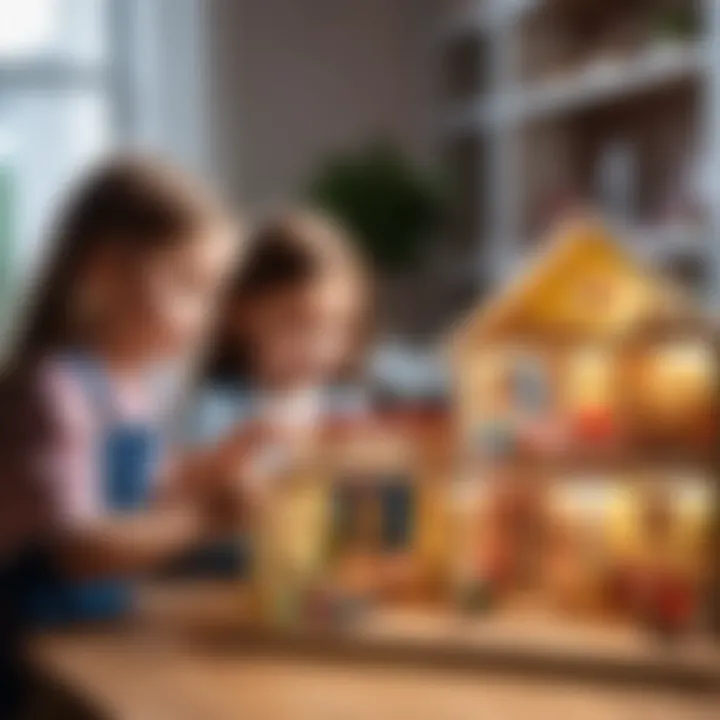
652 4 699 43
306 143 445 273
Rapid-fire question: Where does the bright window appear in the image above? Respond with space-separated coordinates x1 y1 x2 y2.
0 0 112 331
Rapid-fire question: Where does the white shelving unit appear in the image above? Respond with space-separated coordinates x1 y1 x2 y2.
440 0 720 306
512 41 704 122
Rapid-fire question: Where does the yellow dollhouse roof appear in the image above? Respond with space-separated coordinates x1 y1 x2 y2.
450 216 701 355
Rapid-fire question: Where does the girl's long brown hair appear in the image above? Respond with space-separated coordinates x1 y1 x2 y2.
203 208 368 384
9 155 229 369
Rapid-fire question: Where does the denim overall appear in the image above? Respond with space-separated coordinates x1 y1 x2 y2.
0 358 161 714
17 357 160 626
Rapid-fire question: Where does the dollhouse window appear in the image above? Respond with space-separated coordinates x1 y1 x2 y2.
382 481 414 550
332 475 415 554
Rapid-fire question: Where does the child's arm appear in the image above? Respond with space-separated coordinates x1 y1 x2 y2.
159 420 271 518
0 371 262 580
54 425 268 580
52 504 205 579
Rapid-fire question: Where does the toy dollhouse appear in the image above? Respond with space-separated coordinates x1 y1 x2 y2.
448 217 718 639
242 218 719 683
249 406 452 629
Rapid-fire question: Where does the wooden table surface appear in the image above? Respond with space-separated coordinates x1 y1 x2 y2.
30 583 719 720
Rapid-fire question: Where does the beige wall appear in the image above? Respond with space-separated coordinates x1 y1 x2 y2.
205 0 440 210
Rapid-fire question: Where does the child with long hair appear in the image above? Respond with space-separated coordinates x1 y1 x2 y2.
184 210 368 599
0 156 257 715
189 207 367 449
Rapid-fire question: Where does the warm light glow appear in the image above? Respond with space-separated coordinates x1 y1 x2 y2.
640 343 714 416
565 347 614 407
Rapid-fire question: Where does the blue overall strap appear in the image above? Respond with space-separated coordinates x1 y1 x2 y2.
59 354 159 510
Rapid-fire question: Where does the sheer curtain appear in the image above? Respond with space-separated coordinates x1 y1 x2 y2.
0 0 109 322
0 0 209 344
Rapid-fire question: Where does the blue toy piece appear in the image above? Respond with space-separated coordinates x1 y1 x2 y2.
476 421 516 460
509 354 551 416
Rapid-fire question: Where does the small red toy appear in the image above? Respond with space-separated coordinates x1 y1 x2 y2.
573 407 615 445
650 571 695 638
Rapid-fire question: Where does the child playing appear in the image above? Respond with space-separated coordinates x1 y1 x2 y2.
189 208 366 451
186 209 367 622
0 156 257 715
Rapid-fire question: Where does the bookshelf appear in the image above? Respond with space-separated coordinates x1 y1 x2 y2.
439 0 720 306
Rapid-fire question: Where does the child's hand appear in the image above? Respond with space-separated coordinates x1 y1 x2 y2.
194 421 288 532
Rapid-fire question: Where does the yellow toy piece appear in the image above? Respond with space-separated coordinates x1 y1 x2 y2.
251 453 330 628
